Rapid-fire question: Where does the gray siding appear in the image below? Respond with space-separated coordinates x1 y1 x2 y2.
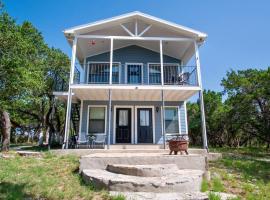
84 45 181 84
80 100 187 145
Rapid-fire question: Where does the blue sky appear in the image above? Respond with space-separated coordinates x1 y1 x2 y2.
5 0 270 91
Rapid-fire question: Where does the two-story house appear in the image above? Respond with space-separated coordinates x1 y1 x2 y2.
54 11 208 149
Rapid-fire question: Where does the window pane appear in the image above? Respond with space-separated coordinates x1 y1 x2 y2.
119 110 128 126
165 107 179 133
140 110 149 126
149 64 161 84
89 107 105 134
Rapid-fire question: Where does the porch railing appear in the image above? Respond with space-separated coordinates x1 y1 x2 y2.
53 63 198 91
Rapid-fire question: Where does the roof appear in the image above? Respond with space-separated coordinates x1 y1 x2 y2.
64 11 207 39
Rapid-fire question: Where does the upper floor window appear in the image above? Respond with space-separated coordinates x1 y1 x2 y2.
88 63 120 84
126 63 143 84
148 63 180 85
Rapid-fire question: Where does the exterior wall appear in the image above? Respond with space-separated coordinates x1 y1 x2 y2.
84 45 181 84
80 100 187 145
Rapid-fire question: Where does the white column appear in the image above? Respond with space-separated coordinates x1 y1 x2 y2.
107 89 112 149
160 40 164 85
194 41 208 149
63 36 77 149
109 38 114 84
161 90 166 149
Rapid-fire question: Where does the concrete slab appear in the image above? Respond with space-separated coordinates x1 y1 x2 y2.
82 168 204 192
80 153 207 172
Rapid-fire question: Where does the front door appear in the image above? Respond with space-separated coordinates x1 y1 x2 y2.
116 108 131 143
137 108 153 143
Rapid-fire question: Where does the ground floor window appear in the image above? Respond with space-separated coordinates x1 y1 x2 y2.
164 107 179 134
88 106 106 134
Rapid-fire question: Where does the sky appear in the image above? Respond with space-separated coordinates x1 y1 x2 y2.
4 0 270 92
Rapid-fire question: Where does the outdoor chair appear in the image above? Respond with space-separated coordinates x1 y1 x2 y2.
178 72 190 85
92 134 106 149
76 133 90 148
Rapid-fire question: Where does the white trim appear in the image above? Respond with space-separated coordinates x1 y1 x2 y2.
162 106 181 135
76 35 196 42
64 11 207 38
113 105 134 144
86 105 107 136
87 61 121 84
109 38 114 84
79 100 84 138
147 62 180 84
184 101 188 134
125 63 144 84
70 84 201 91
138 25 152 37
121 24 135 37
135 19 138 36
135 106 155 144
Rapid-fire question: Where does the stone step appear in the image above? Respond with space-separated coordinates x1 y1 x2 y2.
80 153 207 172
82 168 204 192
110 191 208 200
106 164 179 177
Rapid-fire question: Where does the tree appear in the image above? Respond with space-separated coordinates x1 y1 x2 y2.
222 68 270 147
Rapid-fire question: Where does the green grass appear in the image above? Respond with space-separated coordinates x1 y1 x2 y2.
0 151 120 200
208 192 221 200
201 178 209 192
209 147 270 200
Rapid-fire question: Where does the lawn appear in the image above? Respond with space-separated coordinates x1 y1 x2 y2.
0 151 122 200
207 147 270 200
0 146 269 200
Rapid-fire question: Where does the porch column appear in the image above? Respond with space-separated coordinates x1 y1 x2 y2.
63 36 77 149
160 40 164 85
107 89 112 149
194 41 208 150
161 90 166 149
109 38 114 85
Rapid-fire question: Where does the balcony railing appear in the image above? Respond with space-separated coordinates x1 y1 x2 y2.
53 63 198 91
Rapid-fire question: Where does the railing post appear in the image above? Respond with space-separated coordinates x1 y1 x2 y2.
63 36 77 149
194 41 208 150
160 40 164 85
109 38 114 84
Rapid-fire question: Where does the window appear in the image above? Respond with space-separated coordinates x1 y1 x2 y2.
88 63 120 84
140 110 150 126
164 107 179 134
149 64 161 84
88 107 106 134
119 110 128 126
127 64 142 84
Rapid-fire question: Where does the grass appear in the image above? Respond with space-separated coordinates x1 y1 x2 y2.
208 147 270 200
0 151 119 200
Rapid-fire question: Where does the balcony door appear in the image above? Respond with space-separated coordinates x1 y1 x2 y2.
126 63 143 84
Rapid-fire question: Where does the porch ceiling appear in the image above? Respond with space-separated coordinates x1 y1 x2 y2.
55 86 200 102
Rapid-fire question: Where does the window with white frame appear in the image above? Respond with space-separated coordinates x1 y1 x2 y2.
148 64 180 85
88 107 106 134
164 107 179 134
88 63 120 84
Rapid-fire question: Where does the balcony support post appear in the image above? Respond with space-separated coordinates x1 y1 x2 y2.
63 36 77 149
161 90 166 149
109 38 114 84
107 89 112 149
160 40 164 85
194 41 208 150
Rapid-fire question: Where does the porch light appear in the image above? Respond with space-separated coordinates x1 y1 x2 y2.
156 107 159 113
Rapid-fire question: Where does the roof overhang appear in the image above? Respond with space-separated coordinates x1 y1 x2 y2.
63 11 207 64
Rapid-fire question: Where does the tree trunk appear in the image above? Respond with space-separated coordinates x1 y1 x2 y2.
1 111 11 152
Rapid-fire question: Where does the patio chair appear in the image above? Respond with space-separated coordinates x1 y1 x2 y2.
76 133 90 148
178 72 190 85
92 134 106 149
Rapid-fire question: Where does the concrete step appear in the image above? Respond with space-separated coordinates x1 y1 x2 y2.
106 164 179 177
82 168 204 192
110 191 208 200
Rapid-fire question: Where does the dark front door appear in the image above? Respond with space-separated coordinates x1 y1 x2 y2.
137 108 153 143
116 108 131 143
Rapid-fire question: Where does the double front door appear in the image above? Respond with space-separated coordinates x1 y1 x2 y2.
115 107 153 143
